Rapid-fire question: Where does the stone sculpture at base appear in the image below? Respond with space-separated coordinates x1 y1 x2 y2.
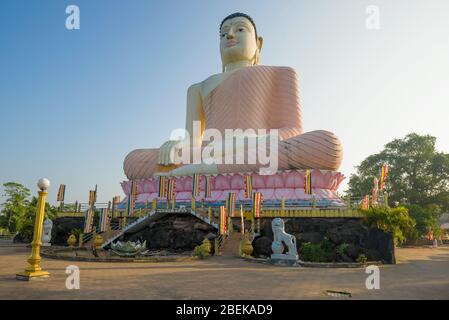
41 219 53 247
110 240 147 257
270 218 298 266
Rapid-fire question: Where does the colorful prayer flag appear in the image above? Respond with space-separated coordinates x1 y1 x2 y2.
227 192 236 217
380 165 389 190
372 177 378 207
204 175 211 198
192 174 201 197
167 177 176 200
252 192 262 218
127 180 137 217
83 208 94 233
57 184 66 202
240 204 245 236
158 176 168 198
89 190 96 206
98 208 109 232
362 195 370 210
219 206 227 235
244 175 253 198
112 196 120 217
304 170 312 195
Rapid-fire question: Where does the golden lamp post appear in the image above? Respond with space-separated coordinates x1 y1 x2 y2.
16 178 51 281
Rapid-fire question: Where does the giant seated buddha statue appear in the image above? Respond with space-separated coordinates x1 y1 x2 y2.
122 13 344 203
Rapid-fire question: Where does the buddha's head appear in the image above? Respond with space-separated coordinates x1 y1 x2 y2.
219 12 263 72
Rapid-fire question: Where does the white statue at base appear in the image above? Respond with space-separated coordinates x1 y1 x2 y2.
271 218 298 262
41 218 53 246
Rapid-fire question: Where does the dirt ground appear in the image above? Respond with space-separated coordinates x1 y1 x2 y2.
1 242 448 300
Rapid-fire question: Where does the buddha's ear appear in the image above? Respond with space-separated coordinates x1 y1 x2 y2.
257 36 264 51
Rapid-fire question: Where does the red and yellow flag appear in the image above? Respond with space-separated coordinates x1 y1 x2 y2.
304 170 312 195
57 184 66 202
227 192 236 217
244 175 253 198
219 206 227 235
380 165 389 190
192 174 201 197
158 176 168 198
204 175 211 198
252 192 262 218
167 177 176 200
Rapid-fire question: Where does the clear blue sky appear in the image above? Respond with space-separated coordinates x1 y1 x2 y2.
1 0 448 205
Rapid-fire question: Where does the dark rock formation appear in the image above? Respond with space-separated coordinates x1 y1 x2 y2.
13 233 31 244
252 236 273 257
51 217 84 246
124 215 216 251
251 218 395 263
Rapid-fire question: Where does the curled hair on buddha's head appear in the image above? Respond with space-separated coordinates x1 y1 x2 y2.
219 12 258 39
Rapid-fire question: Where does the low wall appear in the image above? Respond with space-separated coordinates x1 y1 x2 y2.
251 218 395 264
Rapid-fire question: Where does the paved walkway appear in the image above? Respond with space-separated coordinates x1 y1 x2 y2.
1 244 448 299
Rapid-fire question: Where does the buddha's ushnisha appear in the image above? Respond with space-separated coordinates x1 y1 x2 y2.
124 12 343 179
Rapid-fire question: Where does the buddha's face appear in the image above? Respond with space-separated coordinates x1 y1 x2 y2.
220 16 263 67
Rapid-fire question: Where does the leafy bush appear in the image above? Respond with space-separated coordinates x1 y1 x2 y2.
71 228 83 240
193 239 211 259
0 228 12 236
300 239 334 262
336 243 349 257
356 254 368 264
362 206 416 245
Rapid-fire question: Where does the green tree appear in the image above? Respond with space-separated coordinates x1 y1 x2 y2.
0 182 31 232
362 206 416 245
14 196 59 240
347 133 449 211
406 204 442 239
1 182 58 239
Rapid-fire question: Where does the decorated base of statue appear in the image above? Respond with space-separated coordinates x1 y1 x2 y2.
269 254 299 267
120 169 345 208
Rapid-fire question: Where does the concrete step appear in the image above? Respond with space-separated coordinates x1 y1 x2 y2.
83 229 122 247
219 232 241 256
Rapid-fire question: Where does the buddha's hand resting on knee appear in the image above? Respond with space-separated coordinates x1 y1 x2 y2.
158 140 182 165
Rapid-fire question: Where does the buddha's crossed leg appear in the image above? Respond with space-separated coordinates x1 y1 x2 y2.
123 130 342 179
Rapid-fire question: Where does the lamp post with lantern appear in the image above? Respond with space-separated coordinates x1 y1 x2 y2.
16 178 51 281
